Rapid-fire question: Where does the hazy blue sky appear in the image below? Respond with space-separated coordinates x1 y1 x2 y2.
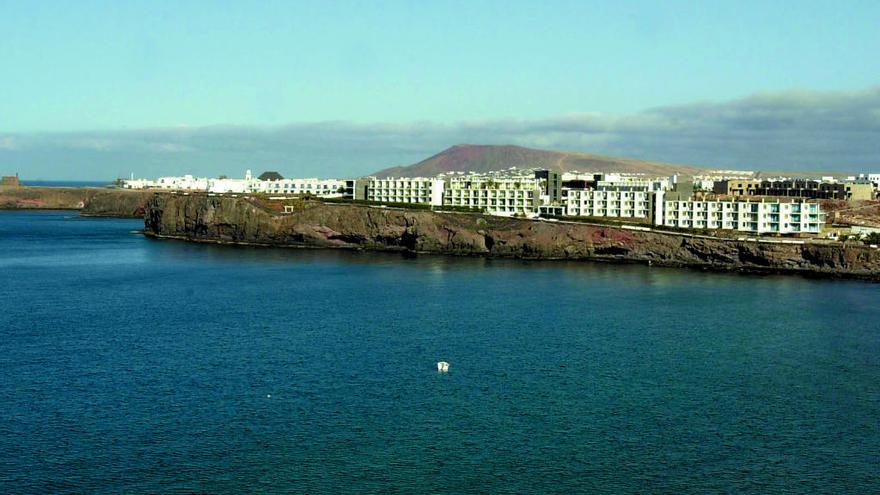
1 0 879 179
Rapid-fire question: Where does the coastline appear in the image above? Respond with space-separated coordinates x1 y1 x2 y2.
142 230 880 282
142 193 880 281
5 186 877 281
0 186 152 218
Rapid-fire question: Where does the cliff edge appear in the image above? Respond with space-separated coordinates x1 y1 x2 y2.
142 194 880 280
0 186 151 217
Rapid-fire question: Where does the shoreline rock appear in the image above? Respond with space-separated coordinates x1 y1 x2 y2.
0 186 152 218
143 193 880 281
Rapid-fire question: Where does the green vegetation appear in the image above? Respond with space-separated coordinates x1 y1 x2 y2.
319 197 433 210
318 197 488 214
279 197 312 213
436 205 486 214
862 232 880 245
538 214 652 227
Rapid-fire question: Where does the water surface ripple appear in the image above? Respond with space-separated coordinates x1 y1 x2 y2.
1 211 878 493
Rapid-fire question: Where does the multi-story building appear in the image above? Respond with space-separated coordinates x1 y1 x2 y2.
365 178 446 206
535 170 562 203
842 181 875 201
857 173 880 190
444 176 543 216
120 167 833 236
561 173 671 192
155 175 211 191
561 187 652 219
715 179 873 201
253 178 346 197
692 174 753 192
656 192 824 234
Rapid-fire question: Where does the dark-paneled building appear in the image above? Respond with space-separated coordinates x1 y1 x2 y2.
534 170 562 203
715 179 874 201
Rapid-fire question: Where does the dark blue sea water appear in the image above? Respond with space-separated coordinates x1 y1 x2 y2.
20 180 111 188
1 210 878 494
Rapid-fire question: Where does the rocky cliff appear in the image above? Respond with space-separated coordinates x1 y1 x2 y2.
143 194 880 280
80 190 153 217
0 186 151 217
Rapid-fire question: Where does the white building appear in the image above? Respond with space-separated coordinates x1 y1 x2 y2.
365 178 446 206
655 192 824 234
207 178 250 194
123 173 240 192
562 187 652 219
156 175 210 191
122 170 347 197
598 174 670 192
120 178 159 189
858 173 880 190
561 172 671 192
443 176 543 216
253 178 346 197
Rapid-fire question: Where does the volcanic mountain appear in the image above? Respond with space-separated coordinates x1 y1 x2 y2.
373 144 707 177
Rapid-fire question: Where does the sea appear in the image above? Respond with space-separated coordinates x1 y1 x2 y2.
0 210 878 494
19 180 113 188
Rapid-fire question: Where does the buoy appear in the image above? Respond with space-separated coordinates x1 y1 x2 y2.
437 361 449 373
267 394 271 398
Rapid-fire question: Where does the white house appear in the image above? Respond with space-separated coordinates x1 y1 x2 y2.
156 175 210 191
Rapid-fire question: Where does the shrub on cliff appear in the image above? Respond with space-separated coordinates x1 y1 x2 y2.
862 232 880 245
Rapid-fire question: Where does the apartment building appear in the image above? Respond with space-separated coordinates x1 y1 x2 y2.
534 170 562 203
656 193 823 234
562 187 652 219
715 179 873 201
365 178 446 206
444 176 543 216
561 173 671 192
253 178 346 197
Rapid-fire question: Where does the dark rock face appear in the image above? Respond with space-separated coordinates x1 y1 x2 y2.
144 194 880 280
80 190 153 217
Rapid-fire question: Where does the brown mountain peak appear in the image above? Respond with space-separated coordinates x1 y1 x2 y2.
372 144 703 178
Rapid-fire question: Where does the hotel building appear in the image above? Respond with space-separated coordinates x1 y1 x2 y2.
561 187 652 219
656 193 824 234
363 178 446 206
443 176 544 216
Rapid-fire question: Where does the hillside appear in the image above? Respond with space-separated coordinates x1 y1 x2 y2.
373 144 708 177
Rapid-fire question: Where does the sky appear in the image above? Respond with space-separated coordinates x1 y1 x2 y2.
1 0 879 180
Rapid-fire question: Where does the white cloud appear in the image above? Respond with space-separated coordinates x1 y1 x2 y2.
3 86 880 179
